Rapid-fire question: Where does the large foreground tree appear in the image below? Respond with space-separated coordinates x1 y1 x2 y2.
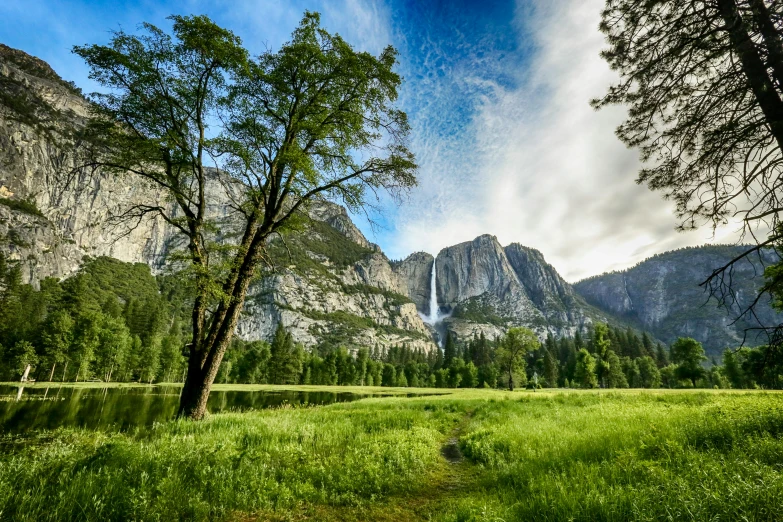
74 12 416 419
594 0 783 343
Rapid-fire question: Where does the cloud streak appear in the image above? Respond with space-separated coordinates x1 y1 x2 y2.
0 0 749 281
377 0 745 281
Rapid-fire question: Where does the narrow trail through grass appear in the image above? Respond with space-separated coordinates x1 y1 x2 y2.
251 407 482 521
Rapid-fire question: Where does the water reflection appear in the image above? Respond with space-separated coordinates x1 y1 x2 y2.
0 385 368 433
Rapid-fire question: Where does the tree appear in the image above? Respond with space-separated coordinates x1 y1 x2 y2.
356 348 370 386
160 333 187 383
10 341 38 381
656 343 670 368
71 313 102 382
605 350 629 388
382 363 396 387
595 0 783 345
461 361 478 388
637 356 662 388
137 336 162 384
443 332 456 367
622 356 641 387
40 310 74 382
671 337 708 386
574 348 598 389
723 348 750 388
94 315 132 382
542 347 559 387
497 327 539 391
446 357 464 388
75 12 416 419
268 324 302 385
592 323 611 358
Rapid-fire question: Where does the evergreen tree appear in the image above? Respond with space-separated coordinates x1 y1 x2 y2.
655 343 670 368
443 332 456 367
268 324 302 385
542 347 559 387
382 363 396 387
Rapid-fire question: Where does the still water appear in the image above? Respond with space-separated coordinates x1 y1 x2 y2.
0 385 369 433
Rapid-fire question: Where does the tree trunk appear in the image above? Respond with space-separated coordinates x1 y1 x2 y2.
177 229 268 420
48 363 56 383
61 361 68 382
508 371 514 392
20 364 31 382
718 0 783 151
748 0 783 90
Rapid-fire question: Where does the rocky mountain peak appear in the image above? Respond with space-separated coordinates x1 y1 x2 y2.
392 252 434 314
436 234 517 308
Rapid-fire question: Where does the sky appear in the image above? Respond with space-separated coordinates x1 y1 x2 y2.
0 0 746 281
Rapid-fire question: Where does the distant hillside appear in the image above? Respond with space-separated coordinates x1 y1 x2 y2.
574 245 782 355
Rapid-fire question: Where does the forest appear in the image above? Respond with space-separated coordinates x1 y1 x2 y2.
2 253 779 390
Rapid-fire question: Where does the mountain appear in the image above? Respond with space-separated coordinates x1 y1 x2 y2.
0 43 435 353
431 235 604 340
574 245 782 355
3 43 780 356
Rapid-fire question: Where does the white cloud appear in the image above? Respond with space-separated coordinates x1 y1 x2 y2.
381 0 747 281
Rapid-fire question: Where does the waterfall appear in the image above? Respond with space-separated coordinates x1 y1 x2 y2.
428 260 439 323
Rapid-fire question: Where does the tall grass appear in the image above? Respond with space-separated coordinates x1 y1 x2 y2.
454 391 783 521
0 397 467 521
0 389 781 521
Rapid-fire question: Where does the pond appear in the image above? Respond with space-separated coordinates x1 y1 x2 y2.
0 385 371 433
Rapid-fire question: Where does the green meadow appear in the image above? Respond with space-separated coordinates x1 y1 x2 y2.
1 388 782 521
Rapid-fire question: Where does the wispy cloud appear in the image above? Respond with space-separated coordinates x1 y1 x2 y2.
378 0 745 281
0 0 748 280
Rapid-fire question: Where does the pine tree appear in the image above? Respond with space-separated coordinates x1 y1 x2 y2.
543 347 559 387
443 332 456 367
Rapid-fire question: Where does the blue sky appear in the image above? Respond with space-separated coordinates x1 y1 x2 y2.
0 0 742 280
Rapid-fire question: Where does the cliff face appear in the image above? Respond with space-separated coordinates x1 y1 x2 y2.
433 235 600 340
6 44 778 355
574 246 782 354
391 251 433 315
0 44 436 354
0 44 173 283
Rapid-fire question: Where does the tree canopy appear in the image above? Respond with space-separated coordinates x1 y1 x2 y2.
74 12 416 419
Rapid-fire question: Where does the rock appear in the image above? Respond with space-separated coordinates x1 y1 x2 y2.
433 234 598 340
392 251 433 314
574 245 782 355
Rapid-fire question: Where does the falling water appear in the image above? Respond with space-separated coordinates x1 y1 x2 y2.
428 260 439 323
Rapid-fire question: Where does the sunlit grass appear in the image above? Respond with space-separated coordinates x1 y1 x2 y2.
0 389 781 521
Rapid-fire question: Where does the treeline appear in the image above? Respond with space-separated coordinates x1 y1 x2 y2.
0 255 187 383
2 254 781 389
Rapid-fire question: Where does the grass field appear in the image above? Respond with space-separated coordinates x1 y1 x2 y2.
0 388 782 521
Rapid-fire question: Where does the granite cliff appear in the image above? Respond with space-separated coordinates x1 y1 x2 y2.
574 245 782 355
431 235 602 341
